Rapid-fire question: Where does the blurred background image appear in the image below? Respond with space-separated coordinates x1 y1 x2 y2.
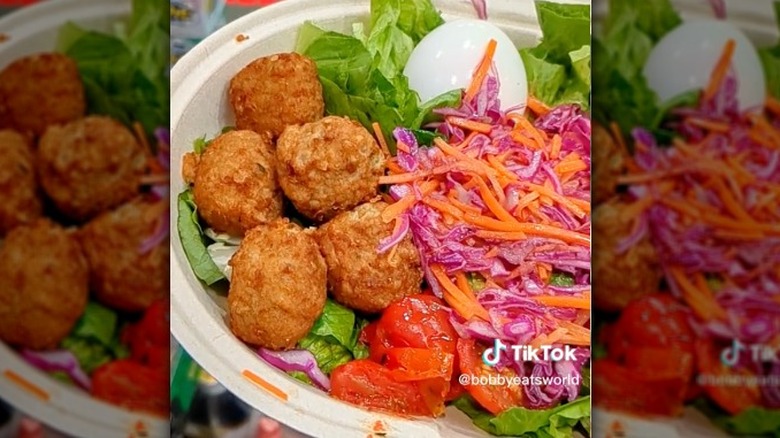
0 0 169 436
591 0 780 437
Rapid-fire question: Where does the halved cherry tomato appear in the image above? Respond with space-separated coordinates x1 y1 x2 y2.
330 360 431 416
91 359 168 417
385 348 454 382
122 299 170 368
371 295 457 363
608 294 695 361
694 340 761 415
456 338 524 415
592 359 686 416
625 346 694 383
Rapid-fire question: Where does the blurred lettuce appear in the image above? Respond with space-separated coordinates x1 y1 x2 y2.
592 0 681 138
60 302 128 374
759 2 780 98
56 0 168 137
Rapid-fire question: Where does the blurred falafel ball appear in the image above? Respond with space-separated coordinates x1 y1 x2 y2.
229 52 324 138
0 129 42 236
228 220 327 350
276 116 385 222
316 201 423 313
36 116 146 222
185 129 283 236
78 196 169 312
0 53 85 137
0 219 89 350
593 197 662 312
592 122 626 205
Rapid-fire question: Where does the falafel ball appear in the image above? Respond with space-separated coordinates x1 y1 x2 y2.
276 116 384 222
37 116 146 222
0 53 85 137
228 220 327 350
189 130 283 236
0 219 89 349
229 52 324 138
78 197 169 311
592 123 626 205
316 201 423 313
593 198 662 312
0 130 42 236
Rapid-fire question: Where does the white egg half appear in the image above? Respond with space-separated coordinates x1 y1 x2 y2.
643 19 766 113
403 19 527 113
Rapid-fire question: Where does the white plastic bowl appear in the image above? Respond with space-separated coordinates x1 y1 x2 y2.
170 1 588 437
591 1 779 437
0 1 168 437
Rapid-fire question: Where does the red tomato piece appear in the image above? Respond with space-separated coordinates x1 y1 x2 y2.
330 360 431 416
456 338 524 415
91 359 168 417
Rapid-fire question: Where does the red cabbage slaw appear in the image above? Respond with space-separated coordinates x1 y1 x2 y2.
620 59 780 407
379 72 591 409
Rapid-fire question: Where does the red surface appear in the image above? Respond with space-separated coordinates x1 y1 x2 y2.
0 0 40 5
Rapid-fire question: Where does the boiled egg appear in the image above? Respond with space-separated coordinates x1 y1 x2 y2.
643 19 766 113
403 19 527 112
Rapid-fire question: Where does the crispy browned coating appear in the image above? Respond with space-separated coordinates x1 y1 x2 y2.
316 201 423 313
276 116 384 222
0 53 85 137
191 130 283 236
229 53 324 138
37 116 145 222
0 130 42 236
0 219 88 349
592 123 626 205
228 220 327 349
593 198 662 312
78 197 169 311
182 152 199 185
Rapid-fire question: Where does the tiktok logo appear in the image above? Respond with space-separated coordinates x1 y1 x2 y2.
721 339 780 367
720 339 744 367
482 339 507 366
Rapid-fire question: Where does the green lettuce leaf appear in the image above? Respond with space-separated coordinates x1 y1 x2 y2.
759 2 780 98
520 1 591 110
177 190 225 285
295 0 458 153
693 398 780 437
60 302 128 374
55 0 168 137
453 395 591 437
298 334 353 375
309 300 356 348
592 0 681 138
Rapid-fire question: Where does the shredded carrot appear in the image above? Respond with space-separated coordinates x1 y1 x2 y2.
688 118 730 133
526 96 551 116
703 39 736 102
448 194 484 215
550 134 562 160
514 117 546 150
475 224 589 247
486 155 518 181
431 264 489 321
380 180 437 222
669 266 727 321
464 39 497 102
379 172 430 184
385 160 405 174
510 131 542 150
523 183 587 218
471 174 517 223
609 122 641 173
554 159 588 175
396 141 411 154
531 295 590 310
447 116 493 134
455 271 474 297
372 122 392 157
767 96 780 116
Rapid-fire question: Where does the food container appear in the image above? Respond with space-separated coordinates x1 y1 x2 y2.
591 0 779 437
0 1 168 437
170 0 589 437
